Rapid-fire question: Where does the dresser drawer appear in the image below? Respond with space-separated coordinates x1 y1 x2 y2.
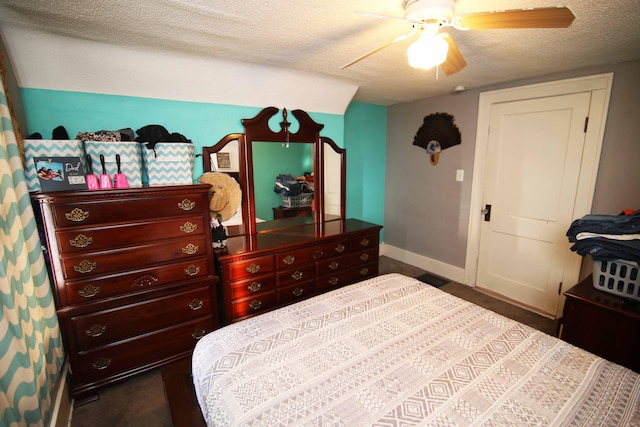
318 238 350 259
316 271 351 292
228 275 277 300
316 262 378 292
225 255 275 281
316 256 349 276
275 246 323 268
347 248 379 267
231 292 277 319
349 233 378 251
315 248 378 276
64 257 212 305
351 262 377 280
278 264 316 287
56 216 206 253
278 280 315 305
71 286 213 350
50 191 208 228
74 316 213 382
61 236 208 280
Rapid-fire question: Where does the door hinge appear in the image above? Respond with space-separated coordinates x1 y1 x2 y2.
584 116 589 133
558 281 563 295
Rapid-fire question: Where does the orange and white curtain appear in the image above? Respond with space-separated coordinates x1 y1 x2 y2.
0 55 65 426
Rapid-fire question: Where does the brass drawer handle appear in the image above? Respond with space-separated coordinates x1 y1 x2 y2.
132 273 159 288
78 284 100 298
293 287 303 297
85 324 107 337
74 260 96 274
178 199 195 211
65 208 89 222
248 282 262 292
360 253 369 261
283 255 295 265
291 271 303 281
189 299 204 310
329 277 339 286
246 263 261 274
249 299 262 310
184 265 201 276
191 329 206 340
180 221 197 234
92 357 111 371
334 244 346 253
360 238 370 247
182 243 199 255
329 261 339 270
69 234 93 248
360 267 369 276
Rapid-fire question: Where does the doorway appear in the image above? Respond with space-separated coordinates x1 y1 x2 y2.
464 74 613 318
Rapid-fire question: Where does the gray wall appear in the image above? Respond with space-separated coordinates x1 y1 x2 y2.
385 60 640 269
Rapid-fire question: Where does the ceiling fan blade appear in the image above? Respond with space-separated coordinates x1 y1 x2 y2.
440 34 466 76
340 27 419 70
456 6 575 30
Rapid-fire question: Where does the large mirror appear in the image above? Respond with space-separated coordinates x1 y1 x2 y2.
202 107 345 237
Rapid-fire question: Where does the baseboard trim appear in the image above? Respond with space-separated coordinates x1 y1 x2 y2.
49 359 72 427
380 243 466 285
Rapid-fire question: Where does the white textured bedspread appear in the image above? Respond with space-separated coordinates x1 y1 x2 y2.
193 273 640 426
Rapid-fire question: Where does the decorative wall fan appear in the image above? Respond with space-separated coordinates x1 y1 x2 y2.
340 0 575 75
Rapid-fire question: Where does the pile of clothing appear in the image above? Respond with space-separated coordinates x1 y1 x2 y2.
273 173 313 197
566 209 640 261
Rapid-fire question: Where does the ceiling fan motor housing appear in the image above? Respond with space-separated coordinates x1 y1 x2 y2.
404 0 455 23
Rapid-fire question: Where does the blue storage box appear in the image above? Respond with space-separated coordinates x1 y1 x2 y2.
141 143 194 186
23 139 86 192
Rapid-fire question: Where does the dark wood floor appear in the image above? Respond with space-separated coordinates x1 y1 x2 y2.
161 357 206 427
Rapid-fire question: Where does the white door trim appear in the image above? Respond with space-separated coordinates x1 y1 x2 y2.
464 73 614 316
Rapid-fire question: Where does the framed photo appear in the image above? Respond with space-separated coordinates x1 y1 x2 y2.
34 156 88 192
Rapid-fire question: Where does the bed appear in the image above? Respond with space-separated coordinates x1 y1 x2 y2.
192 273 640 426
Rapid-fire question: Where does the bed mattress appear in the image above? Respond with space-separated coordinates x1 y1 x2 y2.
193 273 640 426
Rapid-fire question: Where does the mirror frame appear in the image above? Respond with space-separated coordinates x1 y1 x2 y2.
202 133 246 236
203 106 346 237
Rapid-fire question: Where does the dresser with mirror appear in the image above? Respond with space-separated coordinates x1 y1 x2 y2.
203 107 382 324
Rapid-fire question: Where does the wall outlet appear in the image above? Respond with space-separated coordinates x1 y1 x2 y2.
456 169 464 182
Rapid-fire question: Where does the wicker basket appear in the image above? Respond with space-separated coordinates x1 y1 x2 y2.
281 192 314 208
592 259 640 301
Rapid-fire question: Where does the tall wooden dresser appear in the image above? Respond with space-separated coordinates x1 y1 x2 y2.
32 185 219 405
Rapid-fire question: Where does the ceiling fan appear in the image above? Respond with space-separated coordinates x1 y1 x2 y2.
340 0 576 75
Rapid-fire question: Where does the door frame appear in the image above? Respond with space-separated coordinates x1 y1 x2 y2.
464 73 614 317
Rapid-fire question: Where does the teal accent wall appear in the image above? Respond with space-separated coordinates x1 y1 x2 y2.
20 89 385 227
344 102 386 234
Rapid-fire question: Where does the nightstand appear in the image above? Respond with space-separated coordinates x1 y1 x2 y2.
561 274 640 372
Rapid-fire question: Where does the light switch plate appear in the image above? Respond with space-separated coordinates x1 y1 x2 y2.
456 169 464 182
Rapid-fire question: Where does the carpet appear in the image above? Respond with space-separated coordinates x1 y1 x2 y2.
415 272 449 288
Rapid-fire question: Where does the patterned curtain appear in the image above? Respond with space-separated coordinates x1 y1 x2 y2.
0 58 65 425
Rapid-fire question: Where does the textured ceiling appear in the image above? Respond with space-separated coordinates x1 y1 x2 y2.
0 0 639 105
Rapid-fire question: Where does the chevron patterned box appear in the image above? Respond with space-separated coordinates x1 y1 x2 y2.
23 139 86 192
83 141 143 187
141 143 195 186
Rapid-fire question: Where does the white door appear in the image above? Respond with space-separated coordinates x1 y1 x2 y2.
476 93 591 315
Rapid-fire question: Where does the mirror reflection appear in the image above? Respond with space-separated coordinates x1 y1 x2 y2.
205 138 244 228
253 141 313 221
323 142 343 221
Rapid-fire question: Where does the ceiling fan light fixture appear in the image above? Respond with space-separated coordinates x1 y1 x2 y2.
407 33 449 70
